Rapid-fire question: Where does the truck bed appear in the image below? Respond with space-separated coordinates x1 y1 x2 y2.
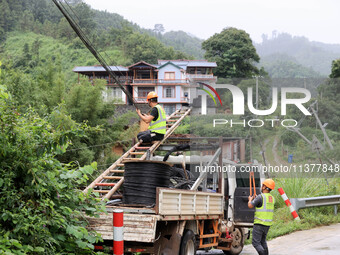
86 188 224 242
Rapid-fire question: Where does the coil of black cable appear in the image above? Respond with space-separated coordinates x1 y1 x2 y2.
123 160 171 206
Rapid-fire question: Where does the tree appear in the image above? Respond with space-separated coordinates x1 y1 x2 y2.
0 0 13 32
330 59 340 78
58 17 77 39
29 0 47 24
72 2 96 34
18 10 35 32
316 59 340 132
202 27 260 78
153 24 165 34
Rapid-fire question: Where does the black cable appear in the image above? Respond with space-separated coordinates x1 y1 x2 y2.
123 161 171 205
52 0 138 109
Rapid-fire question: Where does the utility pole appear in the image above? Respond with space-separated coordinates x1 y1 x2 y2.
256 76 259 109
287 128 312 145
249 136 253 163
310 106 334 150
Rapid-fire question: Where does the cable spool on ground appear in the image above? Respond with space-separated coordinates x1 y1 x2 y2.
123 160 171 206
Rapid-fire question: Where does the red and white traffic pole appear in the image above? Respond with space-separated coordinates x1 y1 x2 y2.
278 187 300 221
113 209 124 255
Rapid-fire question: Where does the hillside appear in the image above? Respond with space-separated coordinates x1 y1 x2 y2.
146 30 204 59
92 9 204 59
0 0 191 66
259 54 322 78
256 32 340 76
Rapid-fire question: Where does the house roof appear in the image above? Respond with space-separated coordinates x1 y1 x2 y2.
73 60 217 76
158 61 183 70
158 59 217 68
127 61 158 69
73 66 128 73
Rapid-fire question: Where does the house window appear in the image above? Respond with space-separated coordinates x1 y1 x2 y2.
138 87 155 98
164 86 175 98
136 70 152 79
164 72 175 80
163 104 176 115
107 87 122 101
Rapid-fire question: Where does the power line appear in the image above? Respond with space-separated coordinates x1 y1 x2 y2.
62 1 127 78
52 0 138 109
66 139 132 152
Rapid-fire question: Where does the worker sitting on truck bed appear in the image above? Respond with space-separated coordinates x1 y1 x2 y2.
248 179 275 255
136 91 166 143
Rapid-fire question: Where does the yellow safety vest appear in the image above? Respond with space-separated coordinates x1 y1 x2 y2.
254 193 275 226
148 104 166 135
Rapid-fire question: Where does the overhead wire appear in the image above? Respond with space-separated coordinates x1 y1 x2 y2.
60 0 128 78
65 139 133 152
52 0 138 109
62 1 128 79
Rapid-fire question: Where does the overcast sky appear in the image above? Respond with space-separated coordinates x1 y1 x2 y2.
83 0 339 44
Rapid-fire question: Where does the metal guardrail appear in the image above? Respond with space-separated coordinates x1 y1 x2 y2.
291 195 340 215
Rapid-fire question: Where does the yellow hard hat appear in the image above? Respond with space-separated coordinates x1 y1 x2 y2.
263 179 275 190
147 91 158 100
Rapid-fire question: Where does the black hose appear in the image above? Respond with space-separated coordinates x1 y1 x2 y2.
163 144 190 161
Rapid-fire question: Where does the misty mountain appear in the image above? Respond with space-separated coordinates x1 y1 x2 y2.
92 9 204 59
83 7 340 75
256 32 340 76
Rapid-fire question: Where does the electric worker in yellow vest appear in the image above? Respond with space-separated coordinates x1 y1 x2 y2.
248 179 275 255
136 91 166 143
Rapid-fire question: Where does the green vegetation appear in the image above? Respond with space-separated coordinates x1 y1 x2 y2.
0 0 339 253
260 55 322 78
0 85 106 254
202 27 260 78
0 0 191 67
157 30 204 59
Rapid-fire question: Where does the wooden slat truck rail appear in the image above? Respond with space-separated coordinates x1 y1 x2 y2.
86 212 161 243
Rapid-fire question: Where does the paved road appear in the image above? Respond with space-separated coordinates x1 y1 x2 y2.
198 223 340 255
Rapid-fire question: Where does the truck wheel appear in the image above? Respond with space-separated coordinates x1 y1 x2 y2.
180 230 197 255
223 228 244 255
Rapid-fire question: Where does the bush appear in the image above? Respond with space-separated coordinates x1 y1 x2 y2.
0 86 106 254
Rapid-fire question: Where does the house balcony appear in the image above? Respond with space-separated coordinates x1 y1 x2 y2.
186 74 217 81
90 76 133 85
157 79 189 85
134 97 190 104
131 79 189 85
134 97 148 103
180 97 190 103
131 79 157 85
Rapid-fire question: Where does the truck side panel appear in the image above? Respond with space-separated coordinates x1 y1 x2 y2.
87 213 160 242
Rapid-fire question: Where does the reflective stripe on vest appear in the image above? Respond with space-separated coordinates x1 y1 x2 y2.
254 193 275 226
148 104 166 134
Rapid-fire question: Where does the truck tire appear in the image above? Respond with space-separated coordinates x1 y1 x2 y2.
180 230 197 255
223 228 244 255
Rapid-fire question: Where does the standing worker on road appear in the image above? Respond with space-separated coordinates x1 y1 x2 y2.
248 179 275 255
136 91 166 143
